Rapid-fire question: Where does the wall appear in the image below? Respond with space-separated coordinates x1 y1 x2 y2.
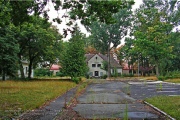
87 54 106 77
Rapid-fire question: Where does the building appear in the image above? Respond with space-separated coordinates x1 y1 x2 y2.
85 53 122 77
50 64 61 75
18 60 34 78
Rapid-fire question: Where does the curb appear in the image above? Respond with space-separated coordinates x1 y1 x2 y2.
144 101 176 120
162 81 180 85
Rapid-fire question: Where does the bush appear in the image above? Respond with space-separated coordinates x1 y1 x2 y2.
72 77 80 84
102 74 107 79
159 71 180 80
34 69 53 77
157 76 165 81
56 72 64 77
121 73 134 77
86 73 90 79
165 71 180 79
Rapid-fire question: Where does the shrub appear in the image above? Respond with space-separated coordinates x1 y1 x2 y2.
56 72 64 77
72 77 80 84
159 71 180 80
34 69 53 77
86 73 90 79
102 74 107 79
157 76 165 81
121 73 134 77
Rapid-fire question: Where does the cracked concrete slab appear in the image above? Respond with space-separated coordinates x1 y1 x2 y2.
73 81 168 119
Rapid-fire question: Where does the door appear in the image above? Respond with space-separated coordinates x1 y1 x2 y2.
95 71 99 77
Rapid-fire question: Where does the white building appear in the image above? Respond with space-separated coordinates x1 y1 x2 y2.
18 60 34 78
85 53 122 77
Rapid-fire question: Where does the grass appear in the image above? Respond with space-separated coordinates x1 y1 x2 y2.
0 80 76 119
145 96 180 120
164 78 180 83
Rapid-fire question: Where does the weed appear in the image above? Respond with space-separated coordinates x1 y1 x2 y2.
156 82 162 91
123 103 128 120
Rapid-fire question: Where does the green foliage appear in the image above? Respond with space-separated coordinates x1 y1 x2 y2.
113 68 118 77
0 26 19 80
71 77 80 84
56 72 64 77
34 69 53 77
146 96 180 120
101 61 108 72
63 1 134 26
90 7 133 53
61 26 88 78
157 76 165 81
158 71 180 80
121 73 134 77
131 1 178 76
17 16 62 78
0 1 19 80
101 74 108 79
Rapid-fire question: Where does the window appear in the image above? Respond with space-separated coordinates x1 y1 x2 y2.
100 72 103 76
97 64 101 67
92 64 96 67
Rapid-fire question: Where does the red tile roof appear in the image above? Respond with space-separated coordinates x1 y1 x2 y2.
50 64 61 70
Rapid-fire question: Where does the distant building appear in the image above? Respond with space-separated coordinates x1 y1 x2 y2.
85 53 122 77
18 60 34 78
50 64 61 75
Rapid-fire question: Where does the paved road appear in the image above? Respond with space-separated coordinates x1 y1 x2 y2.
73 80 180 120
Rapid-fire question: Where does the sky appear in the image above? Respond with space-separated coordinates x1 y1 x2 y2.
47 0 143 41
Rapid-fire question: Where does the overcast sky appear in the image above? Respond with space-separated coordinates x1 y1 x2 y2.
47 0 143 41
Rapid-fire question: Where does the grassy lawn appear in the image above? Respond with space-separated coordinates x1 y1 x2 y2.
0 80 76 119
164 78 180 83
145 96 180 120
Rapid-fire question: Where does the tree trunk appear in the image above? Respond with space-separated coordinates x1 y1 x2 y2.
18 54 25 79
107 43 111 78
2 69 6 81
28 60 33 79
155 62 160 76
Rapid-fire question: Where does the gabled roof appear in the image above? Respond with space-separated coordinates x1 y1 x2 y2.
85 54 95 63
85 53 122 68
50 64 61 70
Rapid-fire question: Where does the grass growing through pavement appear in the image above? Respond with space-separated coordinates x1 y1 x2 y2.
145 96 180 120
0 80 76 119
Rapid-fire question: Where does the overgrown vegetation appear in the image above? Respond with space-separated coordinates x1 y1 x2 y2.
146 96 180 120
0 80 76 119
157 71 180 81
34 68 53 77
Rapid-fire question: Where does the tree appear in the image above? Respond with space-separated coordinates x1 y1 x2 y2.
0 1 19 80
168 32 180 71
61 26 88 77
89 7 133 77
17 16 61 78
132 0 175 76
